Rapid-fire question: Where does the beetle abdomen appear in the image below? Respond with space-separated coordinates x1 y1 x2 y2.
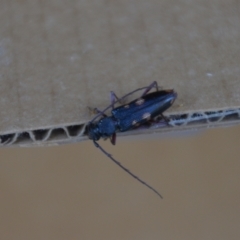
112 90 177 132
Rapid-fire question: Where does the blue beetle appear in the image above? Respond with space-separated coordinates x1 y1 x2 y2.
86 81 177 198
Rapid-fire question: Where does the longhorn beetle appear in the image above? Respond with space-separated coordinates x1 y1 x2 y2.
86 81 177 198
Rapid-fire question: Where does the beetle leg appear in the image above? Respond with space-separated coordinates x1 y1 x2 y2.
110 91 119 107
93 108 107 117
110 133 116 145
160 114 170 125
87 106 94 115
141 81 159 97
110 91 125 109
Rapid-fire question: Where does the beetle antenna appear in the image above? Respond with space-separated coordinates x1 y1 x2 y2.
93 141 163 199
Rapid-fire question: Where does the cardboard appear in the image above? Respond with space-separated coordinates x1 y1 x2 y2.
1 0 240 146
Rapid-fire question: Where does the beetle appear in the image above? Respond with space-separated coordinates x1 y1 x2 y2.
86 81 177 198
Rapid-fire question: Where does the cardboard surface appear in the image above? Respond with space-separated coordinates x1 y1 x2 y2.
0 125 240 240
1 0 240 142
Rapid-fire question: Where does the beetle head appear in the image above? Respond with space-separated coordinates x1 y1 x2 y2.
86 122 101 141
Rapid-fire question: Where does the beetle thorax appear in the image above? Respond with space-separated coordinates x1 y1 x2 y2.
97 117 117 139
87 117 117 141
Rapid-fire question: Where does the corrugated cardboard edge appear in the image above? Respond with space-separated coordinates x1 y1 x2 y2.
1 108 240 147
